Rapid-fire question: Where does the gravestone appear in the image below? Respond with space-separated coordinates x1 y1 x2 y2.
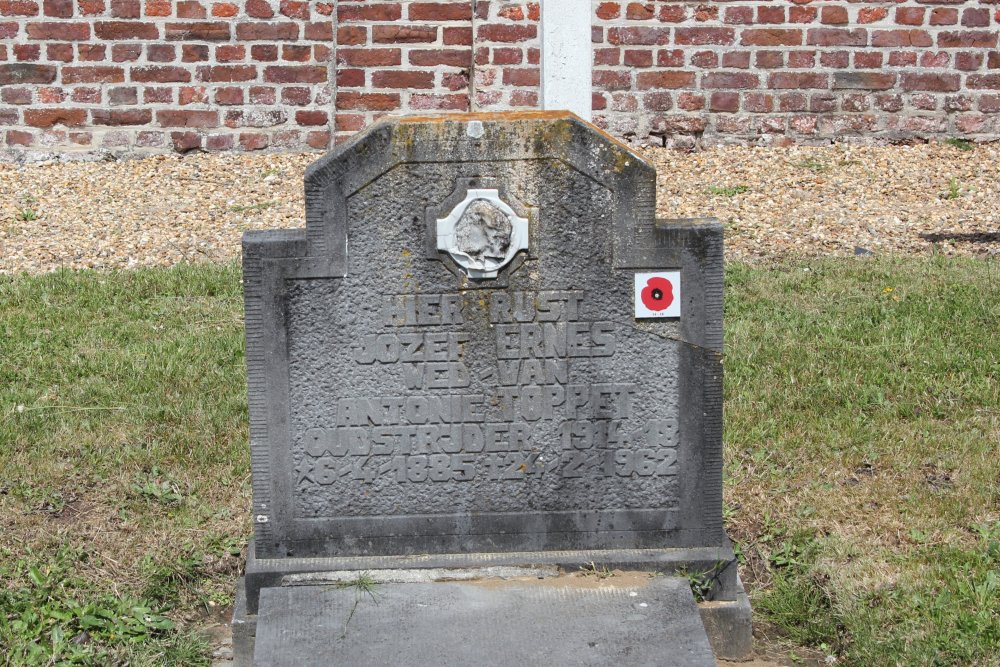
233 111 751 665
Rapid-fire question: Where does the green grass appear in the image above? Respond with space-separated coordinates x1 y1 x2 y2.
2 256 998 665
706 184 750 197
944 138 975 151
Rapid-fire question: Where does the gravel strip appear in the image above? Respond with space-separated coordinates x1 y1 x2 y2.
1 143 997 275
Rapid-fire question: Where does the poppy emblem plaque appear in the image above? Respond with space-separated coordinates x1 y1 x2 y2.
634 272 681 318
436 188 529 279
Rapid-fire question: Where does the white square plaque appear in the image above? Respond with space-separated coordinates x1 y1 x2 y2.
634 271 681 318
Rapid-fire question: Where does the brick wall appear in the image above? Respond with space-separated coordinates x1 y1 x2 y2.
591 0 1000 147
0 0 334 154
1 1 998 156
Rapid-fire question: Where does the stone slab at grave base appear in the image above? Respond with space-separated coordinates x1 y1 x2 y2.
246 575 717 667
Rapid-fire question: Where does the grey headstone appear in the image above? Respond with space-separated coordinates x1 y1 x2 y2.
252 576 716 667
236 111 750 662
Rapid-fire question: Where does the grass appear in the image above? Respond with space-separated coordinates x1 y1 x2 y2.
706 184 749 197
2 256 998 665
941 177 963 200
944 138 975 151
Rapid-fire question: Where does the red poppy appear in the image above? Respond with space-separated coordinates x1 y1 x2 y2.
640 276 673 311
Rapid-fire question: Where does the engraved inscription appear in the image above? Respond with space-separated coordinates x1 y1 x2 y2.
294 288 680 496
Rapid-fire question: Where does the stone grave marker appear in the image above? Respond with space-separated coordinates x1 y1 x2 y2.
233 111 750 665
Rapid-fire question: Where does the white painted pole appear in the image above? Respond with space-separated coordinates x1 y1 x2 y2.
540 0 593 122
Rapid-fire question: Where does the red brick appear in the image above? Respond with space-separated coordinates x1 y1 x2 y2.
929 8 958 26
872 30 932 48
240 132 269 150
146 44 175 62
280 87 309 105
7 130 34 146
143 87 172 103
657 49 683 67
789 6 816 24
854 52 882 69
282 44 310 61
14 43 40 60
246 0 273 18
639 91 669 111
674 92 701 111
45 43 73 62
279 0 307 19
295 110 327 126
875 94 903 112
722 51 750 69
636 71 694 89
204 133 234 151
171 131 202 152
595 1 619 20
263 65 326 83
820 51 849 68
622 49 651 68
443 26 471 45
250 44 277 61
788 51 815 68
196 65 256 82
625 2 652 20
592 91 607 111
107 86 137 104
0 1 39 16
441 71 467 90
158 109 218 127
304 21 332 40
25 21 89 39
165 21 230 40
675 27 734 45
955 52 983 70
338 2 400 22
744 92 772 113
594 48 619 66
338 48 401 67
980 95 1000 113
24 107 86 127
0 21 16 38
962 8 990 28
336 68 363 87
820 6 847 25
503 67 539 87
477 24 536 42
769 72 828 89
177 1 206 18
833 72 895 90
182 44 209 61
235 22 298 40
808 28 866 47
115 46 144 64
990 52 1000 69
691 50 717 68
338 25 366 45
409 1 471 21
937 31 998 49
336 91 401 111
498 4 523 20
757 6 784 24
709 92 738 113
741 29 801 46
71 86 99 102
606 26 668 45
216 44 245 62
42 0 71 16
858 8 888 24
901 73 961 92
177 86 208 106
703 72 759 89
657 4 684 23
895 8 925 26
249 86 275 103
409 48 470 67
214 87 243 104
132 66 191 82
1 86 32 103
212 3 238 17
754 51 782 69
91 109 151 125
968 74 1000 90
372 70 433 89
373 25 437 43
144 0 169 16
492 47 522 65
61 65 122 83
94 21 158 39
724 6 751 25
888 51 917 67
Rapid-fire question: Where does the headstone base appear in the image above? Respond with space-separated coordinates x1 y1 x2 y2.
246 576 717 667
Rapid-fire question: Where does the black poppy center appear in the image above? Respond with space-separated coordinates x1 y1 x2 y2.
651 288 663 300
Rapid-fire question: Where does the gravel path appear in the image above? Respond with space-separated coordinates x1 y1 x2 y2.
1 143 997 275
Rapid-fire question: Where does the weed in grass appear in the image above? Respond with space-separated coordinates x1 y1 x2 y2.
941 177 962 200
228 200 277 213
16 207 38 222
944 138 974 151
677 562 728 602
132 467 184 504
800 158 829 173
580 561 614 579
0 547 208 666
706 185 749 197
334 573 379 638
